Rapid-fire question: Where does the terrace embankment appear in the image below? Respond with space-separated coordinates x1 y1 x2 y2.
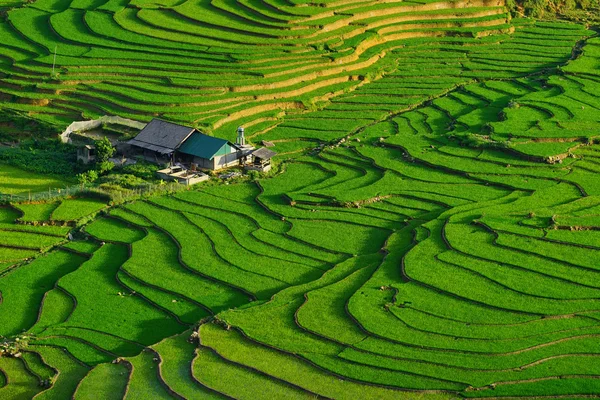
0 0 514 136
1 0 600 397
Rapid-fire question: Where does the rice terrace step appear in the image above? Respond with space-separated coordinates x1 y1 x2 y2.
0 0 600 397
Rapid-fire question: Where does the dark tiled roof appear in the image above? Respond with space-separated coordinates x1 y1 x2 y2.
128 139 174 155
128 119 195 153
252 147 277 160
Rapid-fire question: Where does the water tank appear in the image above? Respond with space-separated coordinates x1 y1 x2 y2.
237 126 245 146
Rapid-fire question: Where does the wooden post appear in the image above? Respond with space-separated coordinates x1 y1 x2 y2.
52 45 57 75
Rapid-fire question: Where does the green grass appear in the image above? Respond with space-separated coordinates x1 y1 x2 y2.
287 219 391 254
54 243 185 346
51 198 107 222
152 331 225 399
296 263 376 345
0 357 43 399
120 223 249 313
30 346 90 400
0 229 65 250
193 345 314 399
199 323 453 400
0 205 19 223
124 200 286 299
31 336 115 365
463 377 600 397
21 351 56 381
61 240 101 254
29 288 76 334
84 217 145 243
117 270 208 325
13 202 59 222
109 207 155 227
124 349 173 400
0 250 86 336
0 164 67 195
73 362 129 400
0 0 599 397
150 196 328 268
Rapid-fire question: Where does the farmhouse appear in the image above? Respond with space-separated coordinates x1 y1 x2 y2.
177 132 241 170
127 119 249 170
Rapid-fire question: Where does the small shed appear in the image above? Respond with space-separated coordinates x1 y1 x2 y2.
246 147 276 172
77 145 96 164
177 132 243 170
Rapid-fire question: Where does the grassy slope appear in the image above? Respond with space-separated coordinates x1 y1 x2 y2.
0 0 599 397
0 164 67 195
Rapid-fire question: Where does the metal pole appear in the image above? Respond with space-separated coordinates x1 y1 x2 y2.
52 45 57 75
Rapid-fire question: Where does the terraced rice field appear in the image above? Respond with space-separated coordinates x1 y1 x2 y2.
2 0 600 397
0 0 535 135
0 165 67 195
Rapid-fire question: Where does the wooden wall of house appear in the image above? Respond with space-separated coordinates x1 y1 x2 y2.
188 152 242 170
192 156 213 169
214 152 240 170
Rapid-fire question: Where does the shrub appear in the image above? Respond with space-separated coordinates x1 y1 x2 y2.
0 110 58 139
97 160 115 174
94 137 115 163
77 170 99 185
99 174 146 189
121 161 159 180
508 0 598 15
0 139 83 176
246 170 261 181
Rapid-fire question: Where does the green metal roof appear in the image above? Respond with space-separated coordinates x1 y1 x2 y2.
177 132 231 160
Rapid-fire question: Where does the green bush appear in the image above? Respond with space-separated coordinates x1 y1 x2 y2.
76 170 99 184
246 170 261 181
121 161 159 180
0 139 84 176
99 173 146 189
509 0 598 16
94 137 115 163
0 110 58 140
97 160 115 174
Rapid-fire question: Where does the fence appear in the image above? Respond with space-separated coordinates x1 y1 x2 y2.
60 116 147 144
0 181 189 204
105 182 189 204
0 184 91 203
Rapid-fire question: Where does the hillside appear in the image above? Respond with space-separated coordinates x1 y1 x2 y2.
1 0 600 398
1 0 517 133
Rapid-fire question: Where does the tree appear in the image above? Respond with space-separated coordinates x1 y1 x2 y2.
97 160 115 174
77 170 99 185
94 137 115 174
508 0 598 16
94 137 115 163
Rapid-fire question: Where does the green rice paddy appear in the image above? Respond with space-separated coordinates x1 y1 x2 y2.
1 0 600 397
0 165 67 195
